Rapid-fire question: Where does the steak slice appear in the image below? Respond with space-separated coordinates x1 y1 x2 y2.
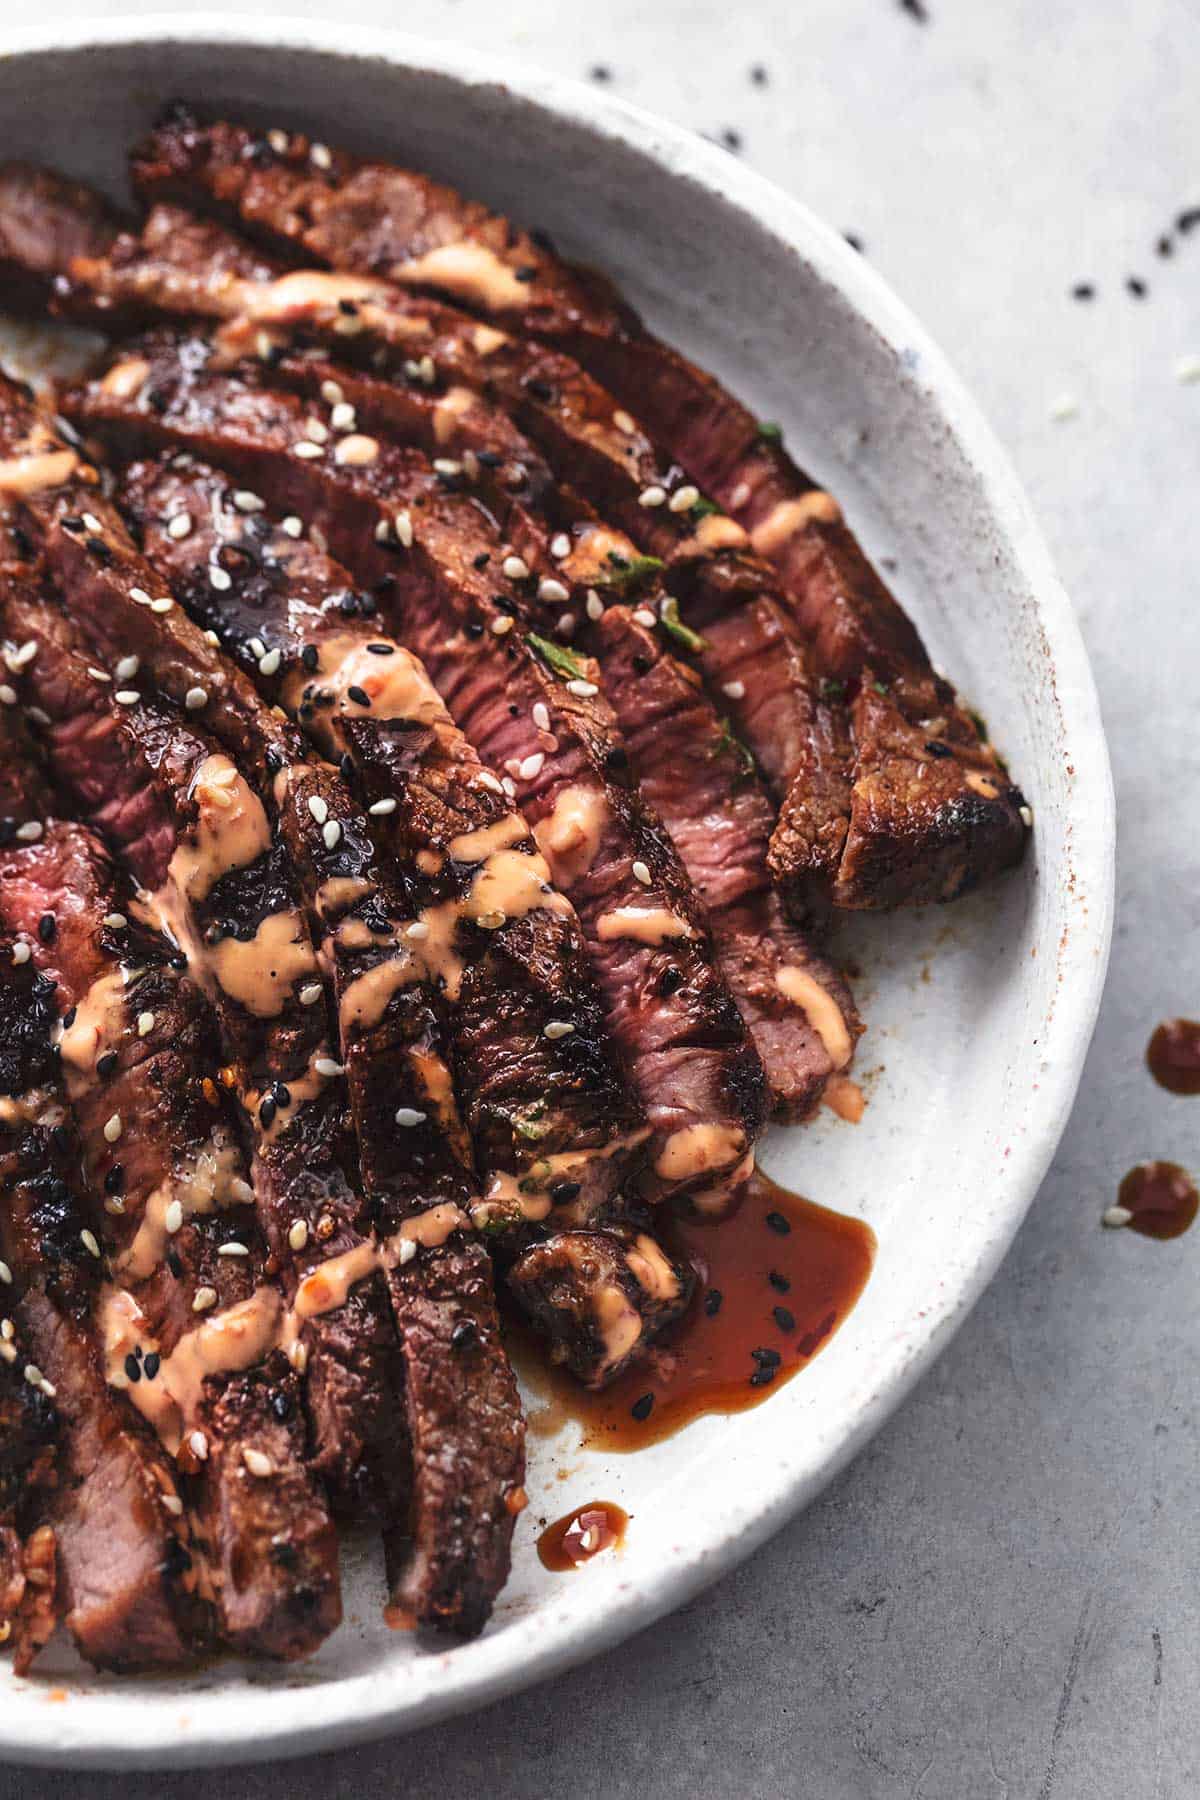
64 336 767 1214
125 116 1028 906
0 721 340 1660
117 454 691 1385
0 163 120 313
591 605 861 1118
0 931 208 1670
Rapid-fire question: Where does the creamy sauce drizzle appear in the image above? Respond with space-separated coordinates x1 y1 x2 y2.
390 241 533 311
774 966 853 1069
533 784 610 887
284 633 448 730
0 448 81 496
749 492 842 555
654 1122 747 1188
595 906 696 946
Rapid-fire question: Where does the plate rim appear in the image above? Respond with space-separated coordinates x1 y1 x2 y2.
0 11 1116 1768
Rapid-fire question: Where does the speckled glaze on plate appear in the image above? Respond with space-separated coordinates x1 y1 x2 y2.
0 15 1114 1768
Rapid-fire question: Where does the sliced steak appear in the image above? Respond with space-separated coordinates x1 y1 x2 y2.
0 932 208 1670
0 163 120 313
64 337 767 1214
0 730 341 1660
118 454 691 1384
125 116 1028 906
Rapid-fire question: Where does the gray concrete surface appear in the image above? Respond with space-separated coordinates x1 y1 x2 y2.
2 0 1198 1793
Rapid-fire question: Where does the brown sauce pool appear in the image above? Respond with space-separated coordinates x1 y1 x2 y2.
1116 1161 1199 1239
1147 1019 1200 1094
519 1169 875 1452
537 1501 628 1570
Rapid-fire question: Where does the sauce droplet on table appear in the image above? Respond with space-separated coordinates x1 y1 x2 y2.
1115 1161 1199 1239
1147 1019 1200 1094
538 1501 628 1570
520 1168 875 1451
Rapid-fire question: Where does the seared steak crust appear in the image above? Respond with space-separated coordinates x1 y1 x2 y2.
63 337 767 1212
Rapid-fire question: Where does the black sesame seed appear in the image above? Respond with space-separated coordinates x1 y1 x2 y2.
1071 281 1096 300
514 266 537 283
772 1305 796 1333
104 1163 125 1194
163 1537 192 1576
704 1288 723 1317
526 378 555 403
475 450 501 469
366 643 395 656
170 953 188 972
339 595 360 617
37 913 56 944
347 684 372 707
659 966 684 996
450 1320 477 1350
1127 275 1147 298
924 739 953 759
898 0 929 18
589 63 612 82
1178 206 1200 234
86 536 113 564
749 1367 776 1387
270 1390 292 1421
259 1096 277 1127
750 63 768 85
721 128 743 152
604 745 629 774
632 653 651 676
301 644 319 671
550 1180 581 1203
61 1006 77 1030
768 1270 791 1294
1156 235 1173 258
61 515 85 533
751 1346 781 1366
124 1353 142 1383
631 1393 654 1421
844 232 865 253
143 1352 161 1380
97 1051 119 1078
51 1123 71 1154
766 1210 791 1236
273 1083 291 1108
338 298 359 316
466 620 484 639
339 753 355 783
166 1250 183 1278
473 551 491 569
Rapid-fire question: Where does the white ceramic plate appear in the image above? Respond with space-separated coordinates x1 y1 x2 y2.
0 15 1114 1769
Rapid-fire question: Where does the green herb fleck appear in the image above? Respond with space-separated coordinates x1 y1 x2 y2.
756 420 783 442
709 716 756 779
527 632 587 681
594 553 665 593
690 496 722 520
658 596 708 655
968 708 990 743
820 677 846 703
872 679 890 697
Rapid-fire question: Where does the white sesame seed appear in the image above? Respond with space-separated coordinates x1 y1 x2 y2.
15 822 42 842
320 379 344 405
103 1113 122 1144
334 433 380 467
566 678 598 698
80 1229 100 1258
532 701 550 732
218 1242 250 1257
613 409 636 434
293 440 323 459
722 679 746 700
166 511 192 540
639 485 667 508
632 860 652 887
369 797 398 815
330 402 357 433
491 615 514 636
398 1238 417 1266
131 587 153 606
255 331 276 361
477 910 507 930
305 418 329 444
433 458 462 476
478 770 503 794
5 641 37 670
538 577 570 604
189 1428 210 1460
394 510 414 547
88 666 111 684
0 686 15 707
208 564 232 593
102 912 127 929
299 982 323 1006
334 312 364 337
632 608 657 628
1175 354 1200 385
518 752 545 781
405 920 430 941
115 655 139 681
268 128 289 153
314 1057 345 1078
289 1340 309 1374
730 481 752 510
11 943 30 966
289 1219 309 1252
310 142 332 171
162 1493 184 1516
419 355 436 386
550 533 572 560
307 794 329 825
1102 1204 1133 1229
24 707 50 728
1049 393 1079 422
150 597 174 614
501 777 517 799
258 648 282 677
1019 804 1034 829
233 489 264 513
557 612 576 637
184 686 208 711
137 1010 156 1037
82 513 104 535
248 637 267 660
281 515 303 538
543 1021 575 1040
23 1365 45 1391
164 1199 183 1235
192 1287 218 1313
232 1179 253 1204
115 689 141 706
322 820 342 850
502 555 530 581
374 518 392 543
585 590 604 621
0 1319 12 1339
0 1263 10 1286
669 484 701 513
394 1107 427 1128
